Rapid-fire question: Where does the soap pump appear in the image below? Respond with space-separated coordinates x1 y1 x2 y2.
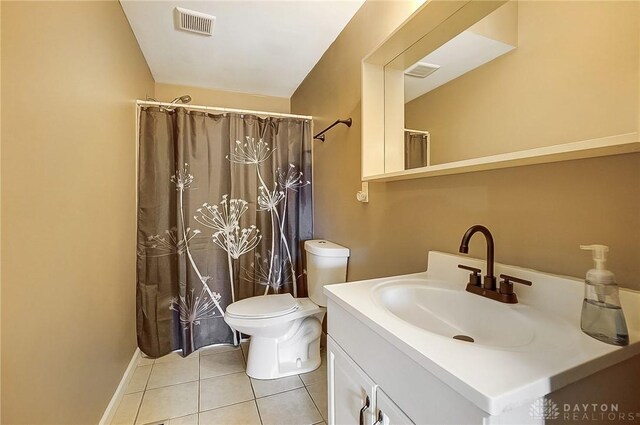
580 244 629 346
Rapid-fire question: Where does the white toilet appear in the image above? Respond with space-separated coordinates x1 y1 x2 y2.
224 240 349 380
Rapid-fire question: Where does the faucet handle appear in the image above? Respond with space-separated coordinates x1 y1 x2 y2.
499 274 532 295
458 264 481 287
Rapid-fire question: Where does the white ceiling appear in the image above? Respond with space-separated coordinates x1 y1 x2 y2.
120 0 365 98
404 31 515 103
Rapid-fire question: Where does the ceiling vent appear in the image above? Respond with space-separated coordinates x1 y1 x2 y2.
175 7 216 36
405 62 440 78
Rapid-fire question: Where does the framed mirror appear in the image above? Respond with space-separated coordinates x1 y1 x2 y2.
362 0 640 182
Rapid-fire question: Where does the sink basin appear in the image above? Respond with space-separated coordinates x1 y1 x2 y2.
373 279 536 348
326 251 640 416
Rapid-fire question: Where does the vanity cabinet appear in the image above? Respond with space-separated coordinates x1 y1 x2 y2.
325 252 640 425
374 388 414 425
326 298 534 425
328 336 413 425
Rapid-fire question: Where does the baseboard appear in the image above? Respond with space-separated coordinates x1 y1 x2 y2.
99 347 142 425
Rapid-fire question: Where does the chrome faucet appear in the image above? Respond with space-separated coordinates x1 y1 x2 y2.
458 225 532 304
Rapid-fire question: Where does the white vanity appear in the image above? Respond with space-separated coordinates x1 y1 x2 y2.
324 252 640 424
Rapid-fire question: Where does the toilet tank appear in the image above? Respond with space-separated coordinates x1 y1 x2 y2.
304 240 350 307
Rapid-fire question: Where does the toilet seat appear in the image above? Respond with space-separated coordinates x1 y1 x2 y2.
226 293 299 319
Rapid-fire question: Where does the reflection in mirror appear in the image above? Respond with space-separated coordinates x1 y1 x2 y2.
404 130 430 169
402 1 639 168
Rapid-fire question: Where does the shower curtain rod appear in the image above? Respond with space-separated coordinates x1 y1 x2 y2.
136 100 312 120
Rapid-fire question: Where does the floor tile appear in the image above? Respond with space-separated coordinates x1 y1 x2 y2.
200 350 245 379
155 351 199 365
138 356 155 366
166 414 198 425
135 381 198 424
307 381 328 421
125 365 152 394
147 357 199 389
256 388 322 425
251 375 304 398
199 400 261 425
200 344 240 356
140 415 197 425
240 340 250 362
111 392 143 425
200 372 254 411
299 352 326 386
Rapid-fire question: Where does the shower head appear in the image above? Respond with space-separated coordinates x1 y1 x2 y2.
149 94 192 112
171 95 192 104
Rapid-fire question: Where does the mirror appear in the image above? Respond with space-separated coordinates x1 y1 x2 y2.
361 0 640 181
401 1 638 168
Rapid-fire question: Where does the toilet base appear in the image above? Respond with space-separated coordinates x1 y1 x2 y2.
245 315 323 380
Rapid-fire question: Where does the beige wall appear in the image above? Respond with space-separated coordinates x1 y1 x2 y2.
1 1 154 423
155 82 290 113
0 1 3 420
405 1 639 164
291 0 640 290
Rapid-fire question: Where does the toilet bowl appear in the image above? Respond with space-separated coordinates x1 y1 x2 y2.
223 240 349 380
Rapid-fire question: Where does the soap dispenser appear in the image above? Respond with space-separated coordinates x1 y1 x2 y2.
580 245 629 346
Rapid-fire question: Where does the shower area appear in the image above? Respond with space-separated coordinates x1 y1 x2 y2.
135 97 313 358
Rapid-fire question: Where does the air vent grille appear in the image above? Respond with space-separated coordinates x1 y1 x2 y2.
175 7 215 36
405 62 440 78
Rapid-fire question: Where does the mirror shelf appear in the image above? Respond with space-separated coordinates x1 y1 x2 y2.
364 132 640 183
361 0 640 183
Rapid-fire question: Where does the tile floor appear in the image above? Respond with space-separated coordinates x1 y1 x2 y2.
111 341 328 425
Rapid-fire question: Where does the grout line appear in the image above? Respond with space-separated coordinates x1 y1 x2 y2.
200 397 257 412
303 349 327 423
143 363 155 392
246 378 257 400
132 362 155 425
253 399 264 425
253 379 306 400
200 366 247 382
197 397 262 415
303 385 324 423
199 346 240 357
132 392 143 425
243 349 264 425
141 378 201 392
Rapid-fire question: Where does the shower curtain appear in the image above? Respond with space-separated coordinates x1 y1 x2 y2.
136 107 313 357
404 131 429 169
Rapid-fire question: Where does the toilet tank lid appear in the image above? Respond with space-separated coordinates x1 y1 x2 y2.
304 240 350 258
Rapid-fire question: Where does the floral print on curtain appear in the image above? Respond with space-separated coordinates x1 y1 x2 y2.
137 108 312 357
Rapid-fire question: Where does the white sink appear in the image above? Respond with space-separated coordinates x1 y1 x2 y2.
325 251 640 415
374 280 535 349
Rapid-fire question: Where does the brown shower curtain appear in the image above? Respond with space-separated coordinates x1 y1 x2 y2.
136 107 312 358
404 131 429 169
